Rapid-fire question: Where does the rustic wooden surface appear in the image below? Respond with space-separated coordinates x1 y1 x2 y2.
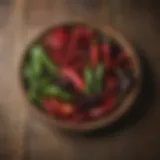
0 0 160 160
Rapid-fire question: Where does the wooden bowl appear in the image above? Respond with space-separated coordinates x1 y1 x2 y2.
19 22 141 132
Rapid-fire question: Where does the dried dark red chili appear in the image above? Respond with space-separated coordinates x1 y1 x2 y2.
45 27 69 51
90 43 99 68
64 27 93 65
101 44 111 69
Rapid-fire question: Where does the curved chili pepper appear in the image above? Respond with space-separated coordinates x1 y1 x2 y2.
89 95 116 119
113 51 127 68
90 43 99 68
89 107 104 119
101 44 111 69
72 61 85 73
47 50 65 66
30 47 43 77
60 104 74 117
84 66 94 94
103 96 117 112
107 76 118 91
43 98 60 116
45 27 69 51
31 45 59 76
65 27 93 65
95 63 106 93
45 28 70 67
44 98 75 118
43 85 72 101
61 68 85 91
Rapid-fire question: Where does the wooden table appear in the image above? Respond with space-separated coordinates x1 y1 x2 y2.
0 0 160 159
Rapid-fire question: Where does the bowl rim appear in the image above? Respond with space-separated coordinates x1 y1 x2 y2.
18 22 142 132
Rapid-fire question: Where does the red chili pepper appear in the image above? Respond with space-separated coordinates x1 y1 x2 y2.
70 59 85 74
75 63 85 74
102 96 116 113
107 76 118 91
113 51 127 68
43 98 60 116
43 98 75 119
89 107 104 119
90 43 99 68
74 27 93 38
61 68 85 90
46 50 61 65
118 53 134 72
101 44 111 69
59 104 74 117
64 27 93 65
89 94 116 119
45 27 69 51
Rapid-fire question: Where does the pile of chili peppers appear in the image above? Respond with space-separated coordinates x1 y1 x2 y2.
23 24 136 123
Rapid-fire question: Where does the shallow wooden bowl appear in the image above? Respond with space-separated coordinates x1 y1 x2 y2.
18 22 141 132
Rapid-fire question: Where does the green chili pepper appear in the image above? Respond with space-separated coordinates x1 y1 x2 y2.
39 78 52 88
24 64 51 102
24 62 39 97
25 45 61 104
84 66 94 94
30 46 44 77
31 45 59 76
28 78 53 103
24 61 36 81
43 85 72 101
95 63 105 93
28 89 39 102
24 63 37 90
27 81 40 102
84 63 106 94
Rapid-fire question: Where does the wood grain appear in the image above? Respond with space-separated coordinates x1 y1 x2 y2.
0 0 160 160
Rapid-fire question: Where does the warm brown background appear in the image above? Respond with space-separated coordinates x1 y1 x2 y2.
0 0 160 160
